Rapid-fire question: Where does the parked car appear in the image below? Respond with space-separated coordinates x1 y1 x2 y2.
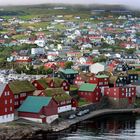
77 109 90 117
68 114 76 119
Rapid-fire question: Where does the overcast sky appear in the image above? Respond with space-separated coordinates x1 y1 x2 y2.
1 0 140 8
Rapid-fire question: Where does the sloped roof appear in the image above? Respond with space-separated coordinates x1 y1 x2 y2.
44 88 72 103
109 76 118 84
37 79 48 89
0 83 7 96
95 74 109 78
79 83 97 92
60 69 78 74
9 80 36 94
18 96 52 113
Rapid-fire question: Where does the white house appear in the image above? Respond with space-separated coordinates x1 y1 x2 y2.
89 63 105 74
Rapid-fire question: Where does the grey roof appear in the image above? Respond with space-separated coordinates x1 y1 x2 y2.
0 83 7 96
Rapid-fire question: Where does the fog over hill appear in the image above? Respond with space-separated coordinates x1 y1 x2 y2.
0 0 140 9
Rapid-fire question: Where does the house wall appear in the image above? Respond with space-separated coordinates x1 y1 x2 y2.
89 77 109 87
0 113 14 123
46 115 58 124
0 85 14 118
41 99 58 116
108 97 135 108
14 91 34 109
58 105 72 113
78 88 101 103
32 81 44 90
19 116 43 123
18 112 40 118
61 81 70 91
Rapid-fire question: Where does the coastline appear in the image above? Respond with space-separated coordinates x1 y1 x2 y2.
51 108 140 132
0 108 139 139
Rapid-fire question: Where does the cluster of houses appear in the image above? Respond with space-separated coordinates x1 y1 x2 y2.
0 65 138 124
0 8 140 124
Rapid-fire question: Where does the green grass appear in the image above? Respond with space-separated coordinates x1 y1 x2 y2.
135 98 140 107
78 98 90 106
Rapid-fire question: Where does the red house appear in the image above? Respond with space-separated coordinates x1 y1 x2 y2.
89 74 109 87
78 83 101 103
9 80 36 109
40 88 73 113
0 84 14 123
74 73 95 86
32 79 48 90
15 56 32 63
18 96 58 123
32 78 70 92
104 86 136 108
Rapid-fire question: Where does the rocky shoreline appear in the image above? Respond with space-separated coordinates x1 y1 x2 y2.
0 108 139 140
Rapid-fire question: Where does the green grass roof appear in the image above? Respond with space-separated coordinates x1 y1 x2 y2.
37 79 48 89
79 83 97 92
44 88 71 102
60 69 78 74
9 80 36 94
18 96 52 113
95 74 109 78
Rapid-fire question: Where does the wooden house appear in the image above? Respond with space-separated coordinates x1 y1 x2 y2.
0 84 14 123
78 83 101 103
9 80 36 109
104 86 136 108
18 96 58 123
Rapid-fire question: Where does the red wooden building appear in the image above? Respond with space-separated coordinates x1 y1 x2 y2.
15 56 32 63
18 96 58 123
78 83 101 103
40 88 73 113
74 73 95 87
104 86 136 108
89 74 109 87
0 84 14 123
9 80 36 109
32 78 70 92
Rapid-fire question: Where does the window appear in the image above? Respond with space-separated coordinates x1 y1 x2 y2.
96 92 99 96
5 100 7 105
114 89 116 91
114 92 116 95
34 83 37 87
5 108 7 112
10 107 12 111
5 92 7 96
96 97 98 101
7 91 10 96
114 98 117 101
63 82 66 86
10 99 12 104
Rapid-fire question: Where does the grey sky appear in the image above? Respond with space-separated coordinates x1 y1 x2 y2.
1 0 140 8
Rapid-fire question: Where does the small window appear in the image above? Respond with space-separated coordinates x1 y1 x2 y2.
10 107 12 111
5 100 7 105
114 98 117 101
10 99 12 104
5 108 7 112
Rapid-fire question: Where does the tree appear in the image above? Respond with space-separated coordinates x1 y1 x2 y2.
64 61 74 69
